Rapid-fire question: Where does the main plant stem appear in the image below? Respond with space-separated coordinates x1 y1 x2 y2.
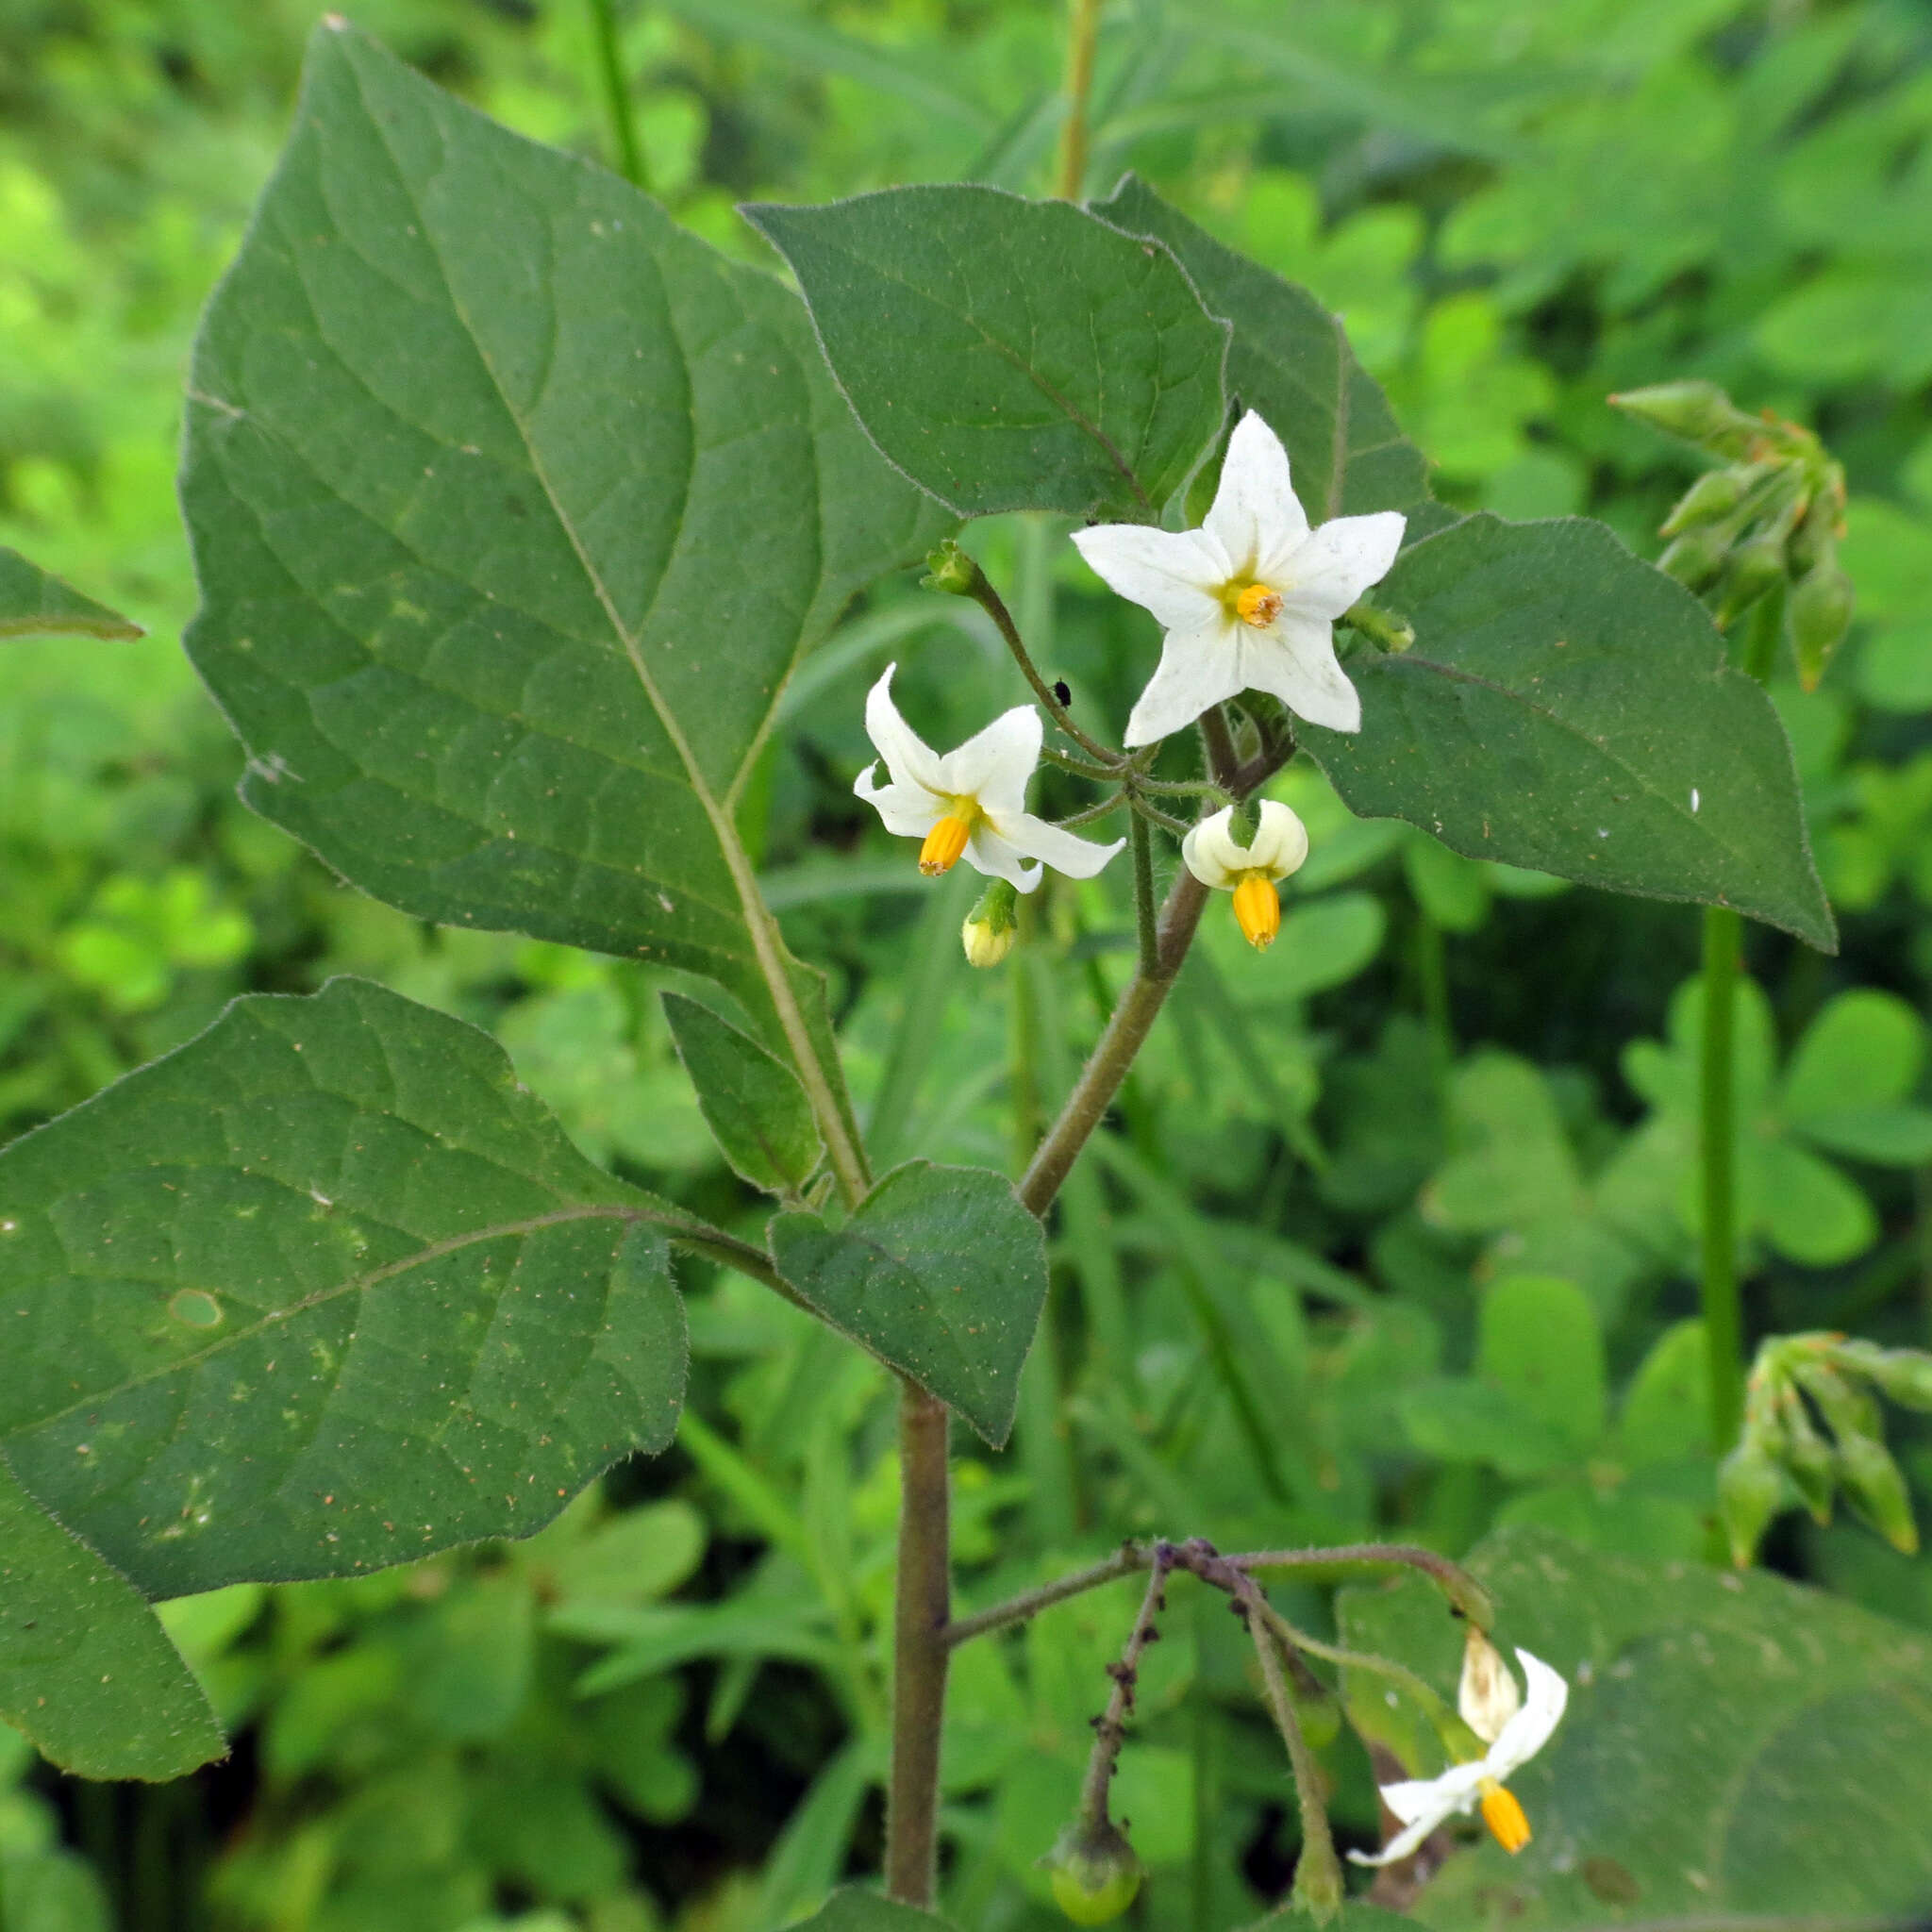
887 1381 952 1906
1700 904 1745 1445
1056 0 1103 201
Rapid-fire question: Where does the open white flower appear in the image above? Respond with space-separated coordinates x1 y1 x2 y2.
1181 800 1309 950
1072 410 1406 744
854 665 1124 891
1348 1647 1568 1869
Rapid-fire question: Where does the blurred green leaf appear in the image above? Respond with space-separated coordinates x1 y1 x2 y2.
744 186 1229 519
0 545 142 640
1477 1275 1607 1456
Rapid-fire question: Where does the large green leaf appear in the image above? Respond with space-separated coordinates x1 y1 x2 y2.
0 977 693 1598
0 546 142 640
1091 175 1436 525
786 1890 953 1932
1339 1525 1932 1925
1303 515 1836 950
179 21 945 1143
743 185 1229 519
768 1161 1048 1446
0 1458 223 1779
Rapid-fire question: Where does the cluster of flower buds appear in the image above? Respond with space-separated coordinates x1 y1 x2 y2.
1609 380 1854 689
1718 1330 1932 1567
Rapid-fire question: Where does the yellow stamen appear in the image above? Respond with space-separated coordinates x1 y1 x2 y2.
1479 1780 1531 1856
1235 581 1284 626
1231 873 1281 950
920 811 974 876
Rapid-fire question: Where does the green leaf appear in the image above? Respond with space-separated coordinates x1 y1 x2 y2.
0 1457 224 1779
662 991 822 1195
1477 1274 1606 1455
768 1160 1048 1446
1399 1376 1575 1480
785 1890 953 1932
1781 989 1924 1119
1090 175 1436 524
179 21 945 1140
1302 516 1837 951
0 977 693 1597
1759 1139 1876 1267
1341 1526 1932 1927
1791 1105 1932 1166
743 185 1229 519
1616 1318 1711 1467
0 547 142 641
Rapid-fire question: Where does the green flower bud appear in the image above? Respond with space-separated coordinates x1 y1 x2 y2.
1045 1821 1143 1926
1657 525 1729 592
1790 565 1855 691
1610 381 1762 458
1717 1438 1786 1569
1795 1360 1882 1442
1713 535 1789 629
1835 1431 1919 1556
961 877 1021 969
1774 1384 1836 1522
1861 1347 1932 1415
1659 465 1752 537
922 538 979 597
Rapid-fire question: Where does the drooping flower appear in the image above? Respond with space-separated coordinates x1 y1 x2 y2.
1181 800 1309 950
855 665 1124 891
1348 1648 1569 1868
1071 411 1406 744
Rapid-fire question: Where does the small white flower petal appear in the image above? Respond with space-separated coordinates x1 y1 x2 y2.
1181 810 1241 891
991 810 1124 880
1242 613 1362 734
1274 509 1407 622
962 822 1044 892
1124 620 1242 747
1489 1649 1568 1780
1205 410 1308 575
1072 523 1228 633
935 703 1041 818
1247 799 1310 878
864 664 947 794
854 765 943 840
1347 1758 1490 1867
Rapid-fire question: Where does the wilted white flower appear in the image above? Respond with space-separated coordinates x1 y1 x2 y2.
855 665 1124 891
1348 1647 1568 1868
1072 411 1405 744
1180 799 1310 950
1458 1626 1523 1745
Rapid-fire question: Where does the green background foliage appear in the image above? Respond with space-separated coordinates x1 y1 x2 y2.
3 1 1932 1929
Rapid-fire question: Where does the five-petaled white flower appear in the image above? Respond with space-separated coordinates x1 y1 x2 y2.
855 665 1124 890
1181 800 1309 951
1348 1647 1568 1868
1072 410 1406 744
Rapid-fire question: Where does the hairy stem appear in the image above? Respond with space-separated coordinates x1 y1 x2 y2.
886 1382 952 1906
944 1543 1147 1647
1129 811 1160 977
585 0 646 188
1079 1556 1173 1824
1056 0 1103 202
1701 904 1745 1445
1239 1542 1494 1627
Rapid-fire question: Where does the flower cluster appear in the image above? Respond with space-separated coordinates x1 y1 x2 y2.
852 412 1405 960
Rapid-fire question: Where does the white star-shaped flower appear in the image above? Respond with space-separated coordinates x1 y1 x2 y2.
1072 410 1406 744
854 665 1124 891
1181 799 1309 950
1348 1647 1568 1868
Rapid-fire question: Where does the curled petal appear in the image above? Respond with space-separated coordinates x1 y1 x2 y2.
991 809 1124 880
864 663 946 795
936 703 1041 818
962 822 1043 892
1072 523 1228 633
1182 800 1309 890
1248 799 1310 877
1206 410 1309 576
1275 510 1407 621
856 764 944 840
1491 1650 1568 1780
1244 614 1361 734
1346 1761 1488 1868
1124 620 1242 747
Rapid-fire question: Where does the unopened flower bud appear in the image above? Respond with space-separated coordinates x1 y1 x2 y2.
1660 465 1752 537
922 538 980 598
1657 525 1729 592
961 877 1020 968
1860 1347 1932 1415
1610 380 1762 458
1774 1385 1837 1522
1835 1432 1920 1556
1790 565 1856 691
1458 1626 1522 1745
1713 535 1789 629
1717 1438 1786 1569
1045 1820 1143 1926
